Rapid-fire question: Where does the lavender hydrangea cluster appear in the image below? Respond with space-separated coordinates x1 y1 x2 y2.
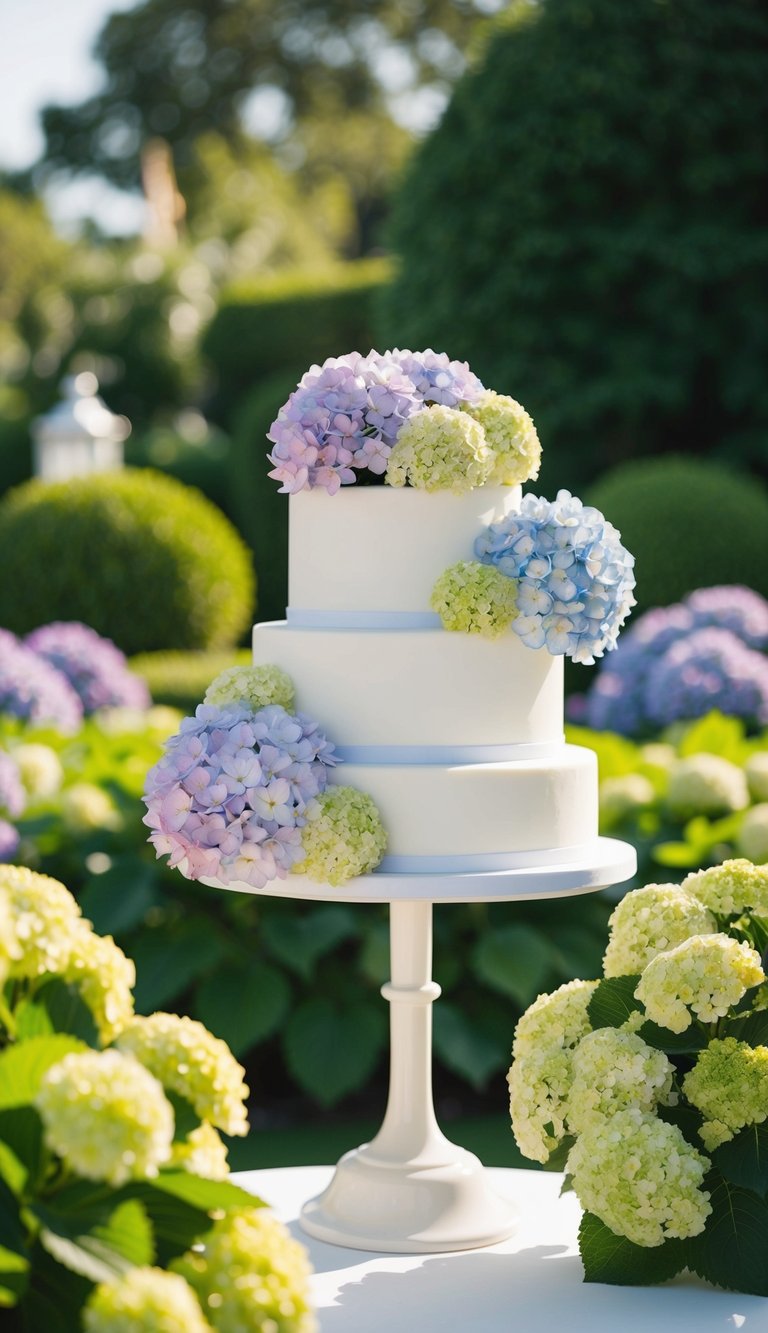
267 349 484 494
474 490 636 664
26 622 150 715
143 703 338 889
0 629 83 733
580 586 768 736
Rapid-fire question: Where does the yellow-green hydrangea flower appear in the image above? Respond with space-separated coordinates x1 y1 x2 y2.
84 1267 211 1333
430 561 517 638
174 1208 316 1333
171 1121 229 1181
0 886 20 987
737 807 768 865
513 978 598 1059
666 754 749 819
61 782 122 833
386 404 493 492
566 1028 676 1135
13 743 64 799
603 883 717 979
0 865 82 979
464 389 541 486
63 925 135 1044
205 665 295 713
293 786 387 886
599 775 655 831
36 1049 174 1186
116 1013 249 1137
746 752 768 803
683 857 768 916
683 1037 768 1151
567 1107 711 1247
635 934 765 1034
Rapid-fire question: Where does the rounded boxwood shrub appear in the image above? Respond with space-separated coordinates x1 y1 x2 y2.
588 457 768 613
0 470 255 654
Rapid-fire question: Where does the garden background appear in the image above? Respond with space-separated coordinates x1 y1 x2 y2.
1 0 768 1173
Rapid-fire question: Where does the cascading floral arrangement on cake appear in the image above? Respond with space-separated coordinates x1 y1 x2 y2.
144 349 635 894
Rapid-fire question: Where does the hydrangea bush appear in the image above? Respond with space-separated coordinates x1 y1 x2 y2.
25 621 150 714
0 864 316 1330
509 857 768 1293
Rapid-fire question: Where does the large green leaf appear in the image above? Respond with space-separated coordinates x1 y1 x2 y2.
471 925 553 1007
15 981 99 1048
677 712 747 764
79 858 161 936
688 1176 768 1295
433 1002 508 1090
0 1109 44 1189
726 1009 768 1046
587 976 642 1030
33 1197 154 1284
579 1211 688 1285
262 906 357 981
713 1124 768 1198
0 1176 27 1306
196 961 290 1057
284 997 386 1106
149 1170 262 1213
130 919 227 1012
0 1037 87 1108
639 1020 707 1055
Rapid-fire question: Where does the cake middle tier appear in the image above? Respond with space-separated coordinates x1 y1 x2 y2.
252 620 564 749
329 745 598 869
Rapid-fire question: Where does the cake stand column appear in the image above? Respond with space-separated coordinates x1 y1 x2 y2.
299 897 518 1253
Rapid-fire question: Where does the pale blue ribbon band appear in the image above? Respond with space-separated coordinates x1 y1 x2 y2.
377 844 596 874
286 607 441 630
335 741 563 765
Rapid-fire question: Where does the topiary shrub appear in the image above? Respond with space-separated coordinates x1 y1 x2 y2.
380 0 768 490
588 457 768 613
0 470 255 655
130 648 252 712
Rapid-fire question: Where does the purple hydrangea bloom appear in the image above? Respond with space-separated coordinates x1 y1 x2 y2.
0 630 83 733
267 348 485 493
475 490 636 664
581 604 695 734
142 702 338 889
25 622 150 715
643 628 768 729
685 586 768 651
0 818 19 863
0 750 25 820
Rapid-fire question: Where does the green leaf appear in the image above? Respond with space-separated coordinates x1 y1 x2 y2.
713 1124 768 1198
0 1245 28 1307
130 920 227 1012
0 1036 88 1109
166 1092 201 1143
0 1109 44 1187
587 976 642 1030
284 997 386 1106
0 1143 25 1198
544 1136 575 1173
579 1211 688 1285
432 1002 507 1090
677 712 747 764
196 961 290 1057
21 1240 90 1333
688 1176 768 1295
724 1009 768 1046
471 925 553 1007
657 1101 705 1150
12 1000 54 1042
31 1196 154 1283
639 1020 707 1055
149 1171 262 1213
25 980 100 1047
122 1184 211 1267
262 906 357 982
79 858 161 936
653 841 702 870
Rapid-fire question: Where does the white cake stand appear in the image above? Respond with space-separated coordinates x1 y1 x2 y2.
206 835 636 1254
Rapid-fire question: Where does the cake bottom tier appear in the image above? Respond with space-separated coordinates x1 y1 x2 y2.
331 744 597 873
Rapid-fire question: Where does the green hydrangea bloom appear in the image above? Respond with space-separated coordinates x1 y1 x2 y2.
0 865 83 979
386 404 493 492
683 858 768 917
737 807 768 865
430 561 517 638
205 665 295 712
746 752 768 803
567 1108 711 1248
36 1049 174 1186
0 887 19 987
566 1028 675 1135
464 389 541 486
603 883 717 979
173 1208 316 1333
683 1037 768 1151
599 775 655 830
513 978 598 1058
293 786 387 886
63 926 135 1044
666 754 749 819
509 979 597 1163
635 933 765 1034
13 743 63 799
116 1013 249 1137
170 1121 229 1181
84 1268 211 1333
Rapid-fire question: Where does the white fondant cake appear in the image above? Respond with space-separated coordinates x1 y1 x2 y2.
252 485 599 875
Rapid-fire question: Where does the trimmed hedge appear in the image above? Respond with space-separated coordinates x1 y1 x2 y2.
130 648 252 712
588 457 768 613
0 469 255 655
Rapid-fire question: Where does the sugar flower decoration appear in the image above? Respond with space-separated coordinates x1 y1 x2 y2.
36 1048 174 1186
143 702 337 890
465 389 541 485
430 561 517 638
635 933 765 1034
386 404 493 492
293 785 387 885
205 663 295 713
682 858 768 918
683 1037 768 1151
475 490 635 663
84 1268 210 1333
602 882 717 979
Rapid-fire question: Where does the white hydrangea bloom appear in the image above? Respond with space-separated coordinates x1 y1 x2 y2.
464 389 541 486
386 404 494 492
666 754 749 818
116 1012 249 1136
603 883 717 979
0 886 20 987
736 809 768 868
509 980 597 1163
683 858 768 917
635 933 765 1033
84 1267 210 1333
746 752 768 803
171 1122 230 1180
566 1028 676 1134
63 925 135 1044
0 865 82 979
599 775 655 828
567 1107 711 1247
61 783 122 833
683 1037 768 1151
36 1049 174 1186
13 743 64 799
512 979 598 1059
205 665 295 713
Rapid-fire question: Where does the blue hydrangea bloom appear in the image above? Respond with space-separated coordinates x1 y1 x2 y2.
686 586 768 651
644 628 768 729
474 490 636 664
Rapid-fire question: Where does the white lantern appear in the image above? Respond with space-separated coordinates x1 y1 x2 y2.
31 373 131 482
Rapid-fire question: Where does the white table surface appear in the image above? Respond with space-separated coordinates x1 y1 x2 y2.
234 1165 767 1332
